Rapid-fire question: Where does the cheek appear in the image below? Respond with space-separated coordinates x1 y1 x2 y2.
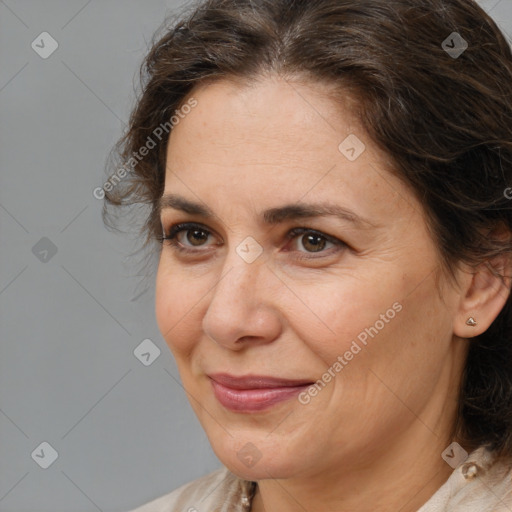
155 260 205 355
348 274 455 397
295 265 449 390
289 276 403 364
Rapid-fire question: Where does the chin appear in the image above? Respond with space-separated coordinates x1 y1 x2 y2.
208 428 304 481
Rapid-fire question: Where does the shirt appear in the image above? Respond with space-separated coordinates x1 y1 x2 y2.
129 446 512 511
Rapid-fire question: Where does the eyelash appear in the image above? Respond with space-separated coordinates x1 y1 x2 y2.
157 222 347 260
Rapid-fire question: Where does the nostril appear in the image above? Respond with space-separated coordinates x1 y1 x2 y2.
236 336 261 343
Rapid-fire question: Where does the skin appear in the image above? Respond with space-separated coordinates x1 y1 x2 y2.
155 75 510 512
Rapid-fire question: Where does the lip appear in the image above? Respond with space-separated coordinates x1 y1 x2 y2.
208 373 314 412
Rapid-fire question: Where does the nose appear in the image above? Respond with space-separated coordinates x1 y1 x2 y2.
202 250 282 350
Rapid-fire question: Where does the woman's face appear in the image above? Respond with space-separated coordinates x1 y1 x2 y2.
155 76 468 480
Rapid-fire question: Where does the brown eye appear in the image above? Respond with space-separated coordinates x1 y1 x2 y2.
285 227 346 259
185 228 209 246
159 222 217 253
301 233 327 252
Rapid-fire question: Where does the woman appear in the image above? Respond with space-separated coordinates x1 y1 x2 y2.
104 0 512 510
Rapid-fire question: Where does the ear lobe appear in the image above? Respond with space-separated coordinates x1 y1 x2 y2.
454 256 512 338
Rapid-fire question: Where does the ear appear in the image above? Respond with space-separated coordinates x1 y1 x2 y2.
454 254 512 338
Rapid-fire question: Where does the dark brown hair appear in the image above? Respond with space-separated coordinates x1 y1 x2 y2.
103 0 512 459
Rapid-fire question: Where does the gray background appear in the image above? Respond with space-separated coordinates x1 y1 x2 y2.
0 1 511 511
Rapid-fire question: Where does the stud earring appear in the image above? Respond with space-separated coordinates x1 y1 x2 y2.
466 317 477 327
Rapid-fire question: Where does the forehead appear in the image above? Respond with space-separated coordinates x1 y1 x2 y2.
163 76 418 225
169 76 359 154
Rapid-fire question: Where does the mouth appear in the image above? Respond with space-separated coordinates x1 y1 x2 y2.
208 373 315 413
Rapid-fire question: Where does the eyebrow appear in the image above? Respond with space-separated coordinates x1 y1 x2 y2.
157 193 376 228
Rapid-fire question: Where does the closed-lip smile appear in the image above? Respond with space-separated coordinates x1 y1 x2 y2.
208 373 314 412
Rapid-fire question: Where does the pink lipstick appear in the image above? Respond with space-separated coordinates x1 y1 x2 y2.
208 373 314 412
